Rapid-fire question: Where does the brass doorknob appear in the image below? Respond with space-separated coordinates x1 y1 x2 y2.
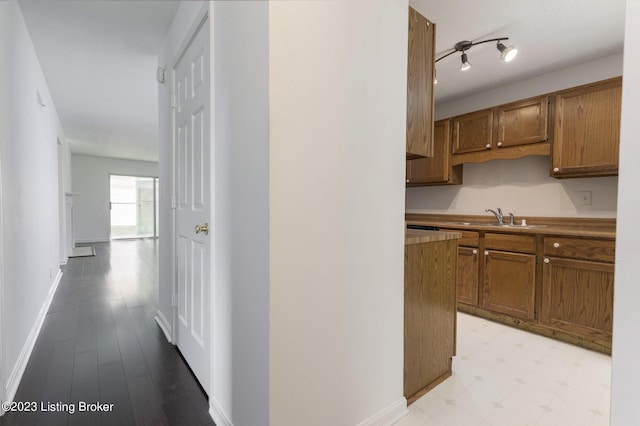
194 223 209 235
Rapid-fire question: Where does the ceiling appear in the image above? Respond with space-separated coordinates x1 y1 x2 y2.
18 1 626 162
411 0 626 104
18 0 180 162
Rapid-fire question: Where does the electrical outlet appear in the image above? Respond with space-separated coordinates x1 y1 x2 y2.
579 191 592 206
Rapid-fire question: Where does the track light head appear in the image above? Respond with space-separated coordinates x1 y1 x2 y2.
497 42 518 62
460 53 471 71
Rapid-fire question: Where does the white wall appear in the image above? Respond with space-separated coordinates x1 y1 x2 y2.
71 154 158 243
0 0 67 404
611 1 640 423
210 2 270 424
407 156 618 217
406 54 623 218
269 1 408 425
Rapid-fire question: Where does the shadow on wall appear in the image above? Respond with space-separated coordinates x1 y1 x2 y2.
406 156 618 217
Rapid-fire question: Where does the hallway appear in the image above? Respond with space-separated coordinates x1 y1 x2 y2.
1 240 212 426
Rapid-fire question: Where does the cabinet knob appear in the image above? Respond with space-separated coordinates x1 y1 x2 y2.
484 251 489 256
485 144 491 149
553 167 560 173
544 258 550 264
497 142 503 147
553 242 560 248
472 249 478 255
406 179 410 183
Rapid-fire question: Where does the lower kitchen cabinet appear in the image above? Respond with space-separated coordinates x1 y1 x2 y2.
482 250 536 320
456 246 479 306
404 236 457 404
406 215 616 352
541 257 614 343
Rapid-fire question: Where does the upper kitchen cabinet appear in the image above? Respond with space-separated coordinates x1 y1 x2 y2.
452 95 550 164
406 119 463 186
451 109 494 154
551 77 622 178
496 96 549 149
406 7 435 159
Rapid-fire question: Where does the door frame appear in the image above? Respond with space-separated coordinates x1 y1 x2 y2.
0 153 5 416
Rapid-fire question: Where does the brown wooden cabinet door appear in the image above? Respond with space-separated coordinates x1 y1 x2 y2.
406 7 435 159
457 246 479 306
496 96 548 149
541 257 614 342
482 250 536 320
406 119 462 185
552 77 622 177
452 109 494 154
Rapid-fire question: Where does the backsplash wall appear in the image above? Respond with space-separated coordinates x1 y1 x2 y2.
406 53 622 218
406 156 618 218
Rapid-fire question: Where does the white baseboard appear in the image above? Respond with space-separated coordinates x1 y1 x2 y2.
75 238 109 244
209 398 233 426
5 270 63 403
154 310 173 344
356 397 408 426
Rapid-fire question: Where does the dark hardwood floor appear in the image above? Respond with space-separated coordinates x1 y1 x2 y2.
1 240 213 426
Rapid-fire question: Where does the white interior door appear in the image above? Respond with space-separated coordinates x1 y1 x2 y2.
174 18 210 392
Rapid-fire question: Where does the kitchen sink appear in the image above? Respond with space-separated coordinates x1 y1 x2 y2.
442 221 547 229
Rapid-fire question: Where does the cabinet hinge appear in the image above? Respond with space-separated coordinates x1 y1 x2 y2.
171 94 176 109
171 293 178 308
171 195 177 209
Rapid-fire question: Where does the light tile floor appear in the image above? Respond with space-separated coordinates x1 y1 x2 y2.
395 313 611 426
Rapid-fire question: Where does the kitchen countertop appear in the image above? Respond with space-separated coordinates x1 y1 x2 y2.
406 214 616 239
405 229 462 245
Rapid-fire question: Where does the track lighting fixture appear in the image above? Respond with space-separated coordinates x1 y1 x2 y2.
434 37 518 81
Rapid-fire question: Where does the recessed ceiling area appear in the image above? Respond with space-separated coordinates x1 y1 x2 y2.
18 0 180 162
410 0 626 103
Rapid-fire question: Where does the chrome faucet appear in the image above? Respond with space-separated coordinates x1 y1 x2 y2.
485 208 504 225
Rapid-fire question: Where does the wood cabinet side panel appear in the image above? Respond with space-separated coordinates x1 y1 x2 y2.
404 239 457 399
406 7 434 158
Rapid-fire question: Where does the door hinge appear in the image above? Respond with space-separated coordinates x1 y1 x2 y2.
171 293 178 308
171 195 177 209
171 94 176 109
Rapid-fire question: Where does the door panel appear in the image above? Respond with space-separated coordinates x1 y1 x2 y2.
174 17 210 393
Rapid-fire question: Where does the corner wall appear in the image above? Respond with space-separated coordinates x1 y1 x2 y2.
269 1 408 424
70 154 158 243
406 54 623 218
0 0 67 404
611 1 640 423
210 2 270 424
